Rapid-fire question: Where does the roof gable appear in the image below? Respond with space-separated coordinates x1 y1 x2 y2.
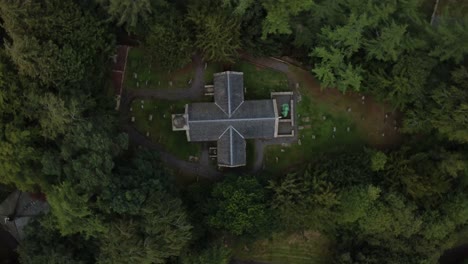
217 126 246 167
214 72 244 116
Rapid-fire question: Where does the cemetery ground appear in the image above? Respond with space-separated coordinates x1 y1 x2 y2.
125 54 401 175
129 99 200 160
263 64 402 173
230 231 332 264
124 48 195 90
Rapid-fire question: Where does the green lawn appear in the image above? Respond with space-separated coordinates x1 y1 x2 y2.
129 99 201 160
204 62 224 84
232 231 332 264
124 48 195 90
232 61 289 99
265 95 364 172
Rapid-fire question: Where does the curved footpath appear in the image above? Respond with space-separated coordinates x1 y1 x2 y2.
239 54 300 172
120 53 305 178
120 54 221 179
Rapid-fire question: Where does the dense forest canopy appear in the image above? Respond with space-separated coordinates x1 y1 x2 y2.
0 0 466 263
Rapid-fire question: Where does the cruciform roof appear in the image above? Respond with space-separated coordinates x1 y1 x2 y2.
173 71 280 167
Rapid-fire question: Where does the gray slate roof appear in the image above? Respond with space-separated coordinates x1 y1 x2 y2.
0 191 49 241
217 127 246 167
184 71 278 167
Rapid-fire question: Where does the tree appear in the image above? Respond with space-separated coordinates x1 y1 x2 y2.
187 1 241 62
0 57 43 191
428 14 468 63
182 244 232 264
370 151 387 172
18 216 97 264
145 14 193 71
261 0 314 38
268 168 339 232
0 0 113 92
428 67 468 143
96 0 166 33
207 175 270 236
43 117 127 237
98 193 192 264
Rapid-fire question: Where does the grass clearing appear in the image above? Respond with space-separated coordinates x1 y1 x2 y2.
231 231 332 264
130 99 201 160
265 95 364 172
232 61 289 99
124 48 195 90
204 62 224 84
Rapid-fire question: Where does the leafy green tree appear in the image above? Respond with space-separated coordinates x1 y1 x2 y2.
370 151 387 172
145 15 193 71
44 117 127 237
428 14 468 63
0 57 42 191
96 0 166 33
238 1 286 56
182 244 232 264
98 193 192 264
371 54 436 109
428 67 468 143
337 185 381 224
187 1 241 62
47 181 108 238
99 150 172 215
0 0 113 91
365 21 408 62
268 168 339 232
18 216 97 264
261 0 314 37
207 175 270 236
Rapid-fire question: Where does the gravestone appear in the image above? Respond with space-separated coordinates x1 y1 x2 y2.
129 107 133 112
149 114 153 121
131 116 135 122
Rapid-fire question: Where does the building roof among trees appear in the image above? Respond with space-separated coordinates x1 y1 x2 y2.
0 191 49 242
174 71 279 167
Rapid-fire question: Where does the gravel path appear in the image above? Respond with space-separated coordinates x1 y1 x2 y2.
120 54 221 179
239 53 299 172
